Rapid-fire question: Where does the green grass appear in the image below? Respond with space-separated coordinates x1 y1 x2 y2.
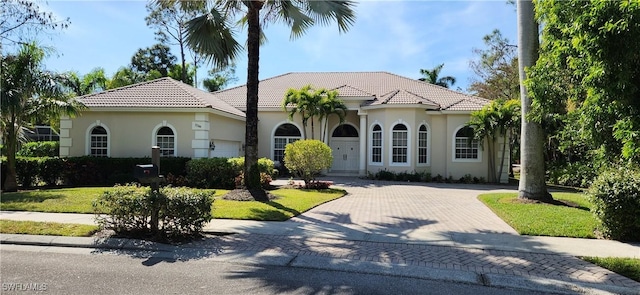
1 187 109 213
0 186 345 221
582 257 640 282
213 188 346 221
0 187 228 214
478 192 599 238
0 220 99 237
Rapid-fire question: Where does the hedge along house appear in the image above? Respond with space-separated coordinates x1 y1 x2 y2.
60 72 509 183
212 72 509 183
59 78 246 159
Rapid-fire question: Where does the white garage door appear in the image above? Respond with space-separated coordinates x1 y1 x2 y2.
210 140 240 158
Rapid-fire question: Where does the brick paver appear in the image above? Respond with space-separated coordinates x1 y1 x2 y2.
289 178 517 235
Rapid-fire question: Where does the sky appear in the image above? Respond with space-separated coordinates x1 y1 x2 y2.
37 0 518 92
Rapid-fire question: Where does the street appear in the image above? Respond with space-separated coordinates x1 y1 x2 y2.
0 246 546 295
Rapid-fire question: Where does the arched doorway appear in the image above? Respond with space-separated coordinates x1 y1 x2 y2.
330 124 359 172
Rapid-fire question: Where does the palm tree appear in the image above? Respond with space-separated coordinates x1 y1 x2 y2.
516 0 551 201
282 85 338 140
419 63 456 88
174 0 356 194
1 43 84 192
319 92 347 143
62 68 108 96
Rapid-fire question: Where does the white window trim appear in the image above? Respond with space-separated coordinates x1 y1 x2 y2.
151 121 178 157
368 122 383 166
85 121 110 157
452 125 482 163
389 120 410 167
417 122 431 166
271 121 303 164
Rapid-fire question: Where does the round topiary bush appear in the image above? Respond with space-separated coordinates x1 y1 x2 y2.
588 166 640 241
284 139 332 187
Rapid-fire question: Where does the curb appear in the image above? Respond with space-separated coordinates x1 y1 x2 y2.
2 234 639 295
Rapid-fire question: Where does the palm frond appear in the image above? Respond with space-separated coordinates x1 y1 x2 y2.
185 7 242 68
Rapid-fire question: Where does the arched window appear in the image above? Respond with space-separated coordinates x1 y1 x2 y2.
156 126 175 157
273 123 301 163
90 126 108 157
332 124 359 137
371 124 382 163
454 126 479 160
418 124 429 164
392 124 408 163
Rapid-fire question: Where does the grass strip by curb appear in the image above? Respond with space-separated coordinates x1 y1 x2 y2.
0 220 99 237
582 257 640 282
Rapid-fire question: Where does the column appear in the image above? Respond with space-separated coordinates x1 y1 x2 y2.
59 115 72 157
358 111 367 176
192 113 210 158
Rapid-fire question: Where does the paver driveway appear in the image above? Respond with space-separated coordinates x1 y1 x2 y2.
287 178 518 238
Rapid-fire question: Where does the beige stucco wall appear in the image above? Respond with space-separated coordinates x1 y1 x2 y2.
63 110 244 158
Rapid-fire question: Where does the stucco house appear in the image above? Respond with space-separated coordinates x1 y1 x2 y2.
60 72 508 183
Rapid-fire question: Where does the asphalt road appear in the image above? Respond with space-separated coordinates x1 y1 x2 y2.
0 246 548 295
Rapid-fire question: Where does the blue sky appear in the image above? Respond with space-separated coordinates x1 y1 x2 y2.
39 0 517 92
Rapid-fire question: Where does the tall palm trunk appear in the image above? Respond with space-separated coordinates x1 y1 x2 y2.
497 130 509 183
517 0 551 201
244 1 263 193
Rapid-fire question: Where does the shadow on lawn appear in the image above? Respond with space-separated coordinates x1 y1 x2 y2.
0 192 65 204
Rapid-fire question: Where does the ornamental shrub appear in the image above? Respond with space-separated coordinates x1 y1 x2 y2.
284 140 332 187
228 157 277 177
93 184 213 240
588 166 640 241
186 157 236 189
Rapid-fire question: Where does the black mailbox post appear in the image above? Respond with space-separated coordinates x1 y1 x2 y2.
134 164 160 184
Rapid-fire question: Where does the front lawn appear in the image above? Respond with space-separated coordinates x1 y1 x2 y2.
214 188 346 221
582 257 640 283
0 220 99 237
478 193 598 238
0 187 346 221
0 187 226 213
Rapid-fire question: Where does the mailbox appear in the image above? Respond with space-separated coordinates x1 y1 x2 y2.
134 164 159 184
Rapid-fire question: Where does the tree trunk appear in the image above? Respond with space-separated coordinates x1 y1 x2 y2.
487 137 496 183
497 131 509 183
180 39 187 83
516 0 552 201
310 116 315 140
4 129 19 192
244 1 263 194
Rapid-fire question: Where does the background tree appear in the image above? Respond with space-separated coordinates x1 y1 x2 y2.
529 0 640 166
418 64 456 88
107 66 145 89
0 0 69 47
516 0 551 201
175 0 356 196
284 140 333 188
468 29 519 101
130 43 176 78
202 64 238 92
1 43 84 192
145 1 206 84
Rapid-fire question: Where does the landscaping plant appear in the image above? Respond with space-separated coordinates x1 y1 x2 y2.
284 140 332 188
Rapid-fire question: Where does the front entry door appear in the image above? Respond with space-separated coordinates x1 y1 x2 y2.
331 140 359 172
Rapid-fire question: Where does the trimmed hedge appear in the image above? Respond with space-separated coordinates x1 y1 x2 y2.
93 184 214 239
588 166 640 241
2 156 190 187
186 158 236 189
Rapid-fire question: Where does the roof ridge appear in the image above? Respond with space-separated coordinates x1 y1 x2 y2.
169 78 213 107
381 89 400 104
332 84 374 96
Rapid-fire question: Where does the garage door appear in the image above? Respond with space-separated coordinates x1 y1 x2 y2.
210 140 240 158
